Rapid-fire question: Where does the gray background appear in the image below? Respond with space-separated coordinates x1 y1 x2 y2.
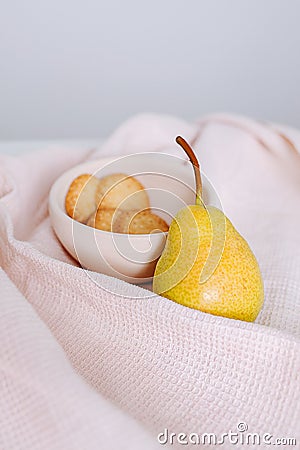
1 0 300 141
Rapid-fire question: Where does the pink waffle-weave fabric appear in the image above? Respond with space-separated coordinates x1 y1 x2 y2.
0 113 299 449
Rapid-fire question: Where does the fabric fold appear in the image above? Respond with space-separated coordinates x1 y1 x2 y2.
0 113 299 448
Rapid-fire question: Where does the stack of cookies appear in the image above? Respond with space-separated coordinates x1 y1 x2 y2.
65 173 169 234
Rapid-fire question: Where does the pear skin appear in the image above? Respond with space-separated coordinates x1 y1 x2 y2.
153 205 264 322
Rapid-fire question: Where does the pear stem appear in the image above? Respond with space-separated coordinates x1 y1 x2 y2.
175 136 203 205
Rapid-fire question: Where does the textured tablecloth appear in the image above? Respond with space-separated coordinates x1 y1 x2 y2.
0 113 299 449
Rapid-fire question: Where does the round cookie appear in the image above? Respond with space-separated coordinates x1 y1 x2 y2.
96 173 150 211
65 174 100 223
87 208 122 232
114 210 169 234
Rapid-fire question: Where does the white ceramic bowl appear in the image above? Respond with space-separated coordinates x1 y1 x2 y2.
49 152 219 284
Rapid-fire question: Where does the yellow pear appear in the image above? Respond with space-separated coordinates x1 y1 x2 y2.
153 137 264 322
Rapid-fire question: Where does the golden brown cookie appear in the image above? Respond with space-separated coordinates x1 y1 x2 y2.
87 208 122 232
65 174 100 223
114 210 169 234
96 173 150 211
